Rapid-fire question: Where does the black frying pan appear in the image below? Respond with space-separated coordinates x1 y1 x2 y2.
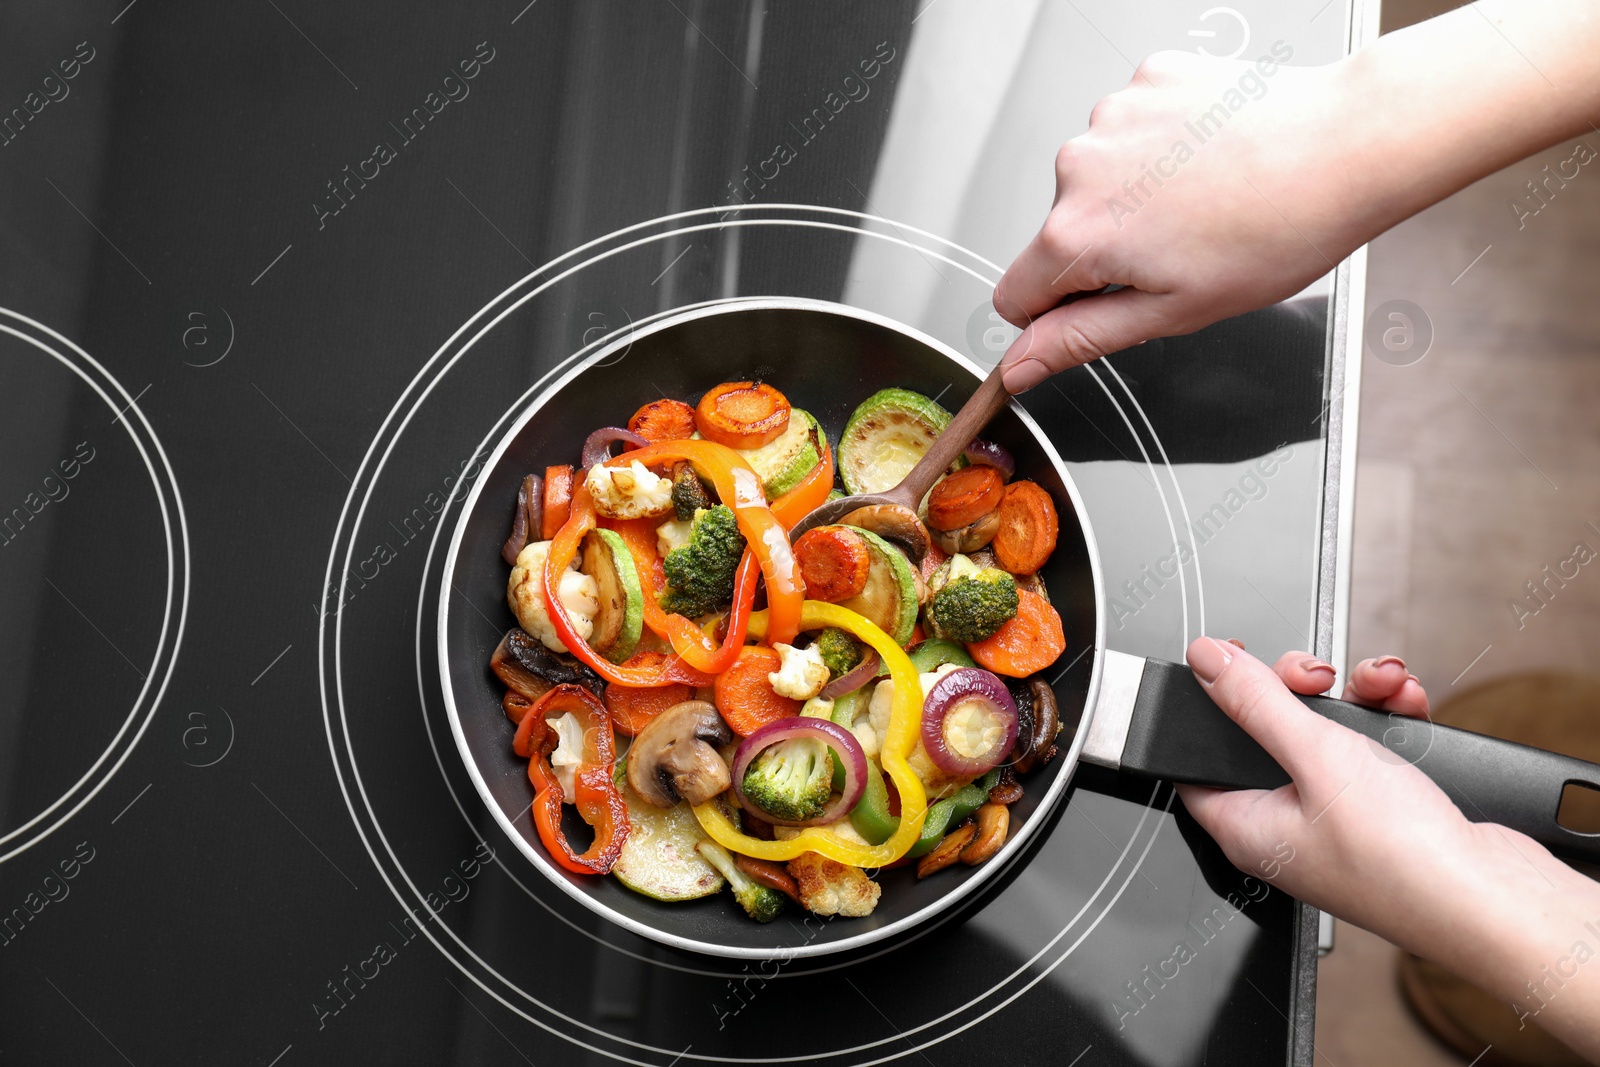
438 298 1600 960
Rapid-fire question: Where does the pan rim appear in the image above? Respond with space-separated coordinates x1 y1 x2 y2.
438 295 1108 959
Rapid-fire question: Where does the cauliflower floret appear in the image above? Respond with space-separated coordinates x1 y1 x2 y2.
867 663 973 798
850 718 880 761
547 711 585 799
867 679 893 753
507 541 600 653
787 852 881 918
768 642 830 701
655 516 694 557
586 461 674 519
772 818 873 848
866 664 963 753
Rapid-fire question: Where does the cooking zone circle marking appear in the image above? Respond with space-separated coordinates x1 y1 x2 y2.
319 206 1204 1063
0 308 190 863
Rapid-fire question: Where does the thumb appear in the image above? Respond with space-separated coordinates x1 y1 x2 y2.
999 287 1169 392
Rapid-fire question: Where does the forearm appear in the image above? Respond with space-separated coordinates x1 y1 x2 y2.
1330 0 1600 243
1416 832 1600 1060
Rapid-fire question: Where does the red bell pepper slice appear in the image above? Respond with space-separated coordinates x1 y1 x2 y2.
521 684 630 875
604 440 804 647
610 518 759 676
542 485 713 687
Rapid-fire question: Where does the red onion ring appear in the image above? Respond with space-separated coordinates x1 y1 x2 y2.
501 473 542 565
921 667 1019 777
731 717 867 827
580 426 649 470
819 647 882 699
963 438 1015 480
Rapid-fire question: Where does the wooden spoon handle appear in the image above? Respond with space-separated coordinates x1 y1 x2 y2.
895 361 1011 504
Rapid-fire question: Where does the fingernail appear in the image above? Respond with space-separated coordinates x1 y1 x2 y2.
1373 655 1406 671
1226 638 1246 650
1188 637 1233 685
1002 357 1050 393
1299 657 1336 678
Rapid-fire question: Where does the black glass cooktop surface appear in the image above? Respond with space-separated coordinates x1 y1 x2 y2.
0 2 1354 1064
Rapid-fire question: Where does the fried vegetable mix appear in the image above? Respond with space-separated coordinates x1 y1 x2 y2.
488 382 1072 926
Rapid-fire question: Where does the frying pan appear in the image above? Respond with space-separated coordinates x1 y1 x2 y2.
439 298 1600 960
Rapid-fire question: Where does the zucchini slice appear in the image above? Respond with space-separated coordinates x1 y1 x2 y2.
611 778 726 902
579 527 644 664
737 408 822 499
833 526 919 646
907 638 976 673
837 388 953 495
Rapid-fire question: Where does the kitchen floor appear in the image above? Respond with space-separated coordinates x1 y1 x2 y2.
1314 0 1600 1062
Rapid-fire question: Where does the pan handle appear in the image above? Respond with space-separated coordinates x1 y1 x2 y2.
1118 657 1600 864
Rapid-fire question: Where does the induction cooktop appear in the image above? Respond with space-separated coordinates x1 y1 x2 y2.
0 2 1364 1064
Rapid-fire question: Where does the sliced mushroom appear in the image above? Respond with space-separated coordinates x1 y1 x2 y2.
959 803 1009 865
490 630 554 702
916 820 977 878
839 503 931 563
967 546 1001 570
1015 570 1050 604
625 700 734 808
1008 676 1037 763
490 628 605 701
987 765 1024 805
931 508 1000 556
1013 677 1061 773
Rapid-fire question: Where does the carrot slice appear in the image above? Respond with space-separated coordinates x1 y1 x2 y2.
713 645 803 736
968 589 1065 678
991 480 1058 575
694 381 791 449
926 465 1005 532
541 464 575 541
628 398 697 443
793 526 871 603
603 653 694 736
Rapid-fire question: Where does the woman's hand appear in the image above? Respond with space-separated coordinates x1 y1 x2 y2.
1178 638 1600 1061
994 0 1600 392
994 52 1364 391
1176 641 1471 934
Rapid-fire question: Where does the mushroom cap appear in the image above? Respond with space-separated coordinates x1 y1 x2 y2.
624 700 734 808
931 508 1000 556
838 503 931 563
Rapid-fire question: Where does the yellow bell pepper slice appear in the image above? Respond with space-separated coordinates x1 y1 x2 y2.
691 600 928 867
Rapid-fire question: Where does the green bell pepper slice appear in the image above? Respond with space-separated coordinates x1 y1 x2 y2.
848 762 1000 855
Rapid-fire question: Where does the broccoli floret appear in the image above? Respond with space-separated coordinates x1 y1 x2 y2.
695 840 786 923
671 462 713 521
814 627 864 676
923 553 1019 642
740 736 834 823
659 505 745 617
